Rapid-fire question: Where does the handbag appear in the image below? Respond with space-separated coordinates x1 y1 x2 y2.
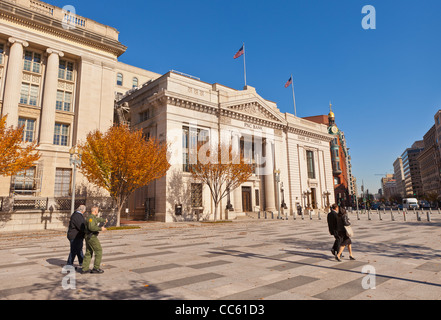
344 225 354 238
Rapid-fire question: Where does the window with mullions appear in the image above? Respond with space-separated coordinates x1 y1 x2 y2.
18 117 36 142
58 60 74 81
14 167 36 193
182 126 209 172
0 43 4 65
54 168 72 197
20 83 39 106
191 183 203 207
56 90 73 112
23 51 41 73
306 150 316 179
117 73 123 86
53 123 69 146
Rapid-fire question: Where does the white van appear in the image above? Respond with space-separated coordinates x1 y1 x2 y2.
403 198 419 209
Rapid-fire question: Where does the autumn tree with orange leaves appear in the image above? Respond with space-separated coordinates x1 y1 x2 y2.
78 124 170 226
190 143 253 221
0 115 40 177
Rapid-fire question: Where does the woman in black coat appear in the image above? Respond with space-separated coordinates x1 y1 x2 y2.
335 207 356 262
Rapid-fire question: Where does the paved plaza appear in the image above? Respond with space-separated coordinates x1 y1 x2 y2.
1 211 441 301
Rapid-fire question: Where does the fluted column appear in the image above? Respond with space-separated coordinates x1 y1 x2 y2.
264 139 276 212
39 48 64 145
2 37 29 127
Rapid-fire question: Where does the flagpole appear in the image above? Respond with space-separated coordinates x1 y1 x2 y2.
243 42 247 87
291 74 297 117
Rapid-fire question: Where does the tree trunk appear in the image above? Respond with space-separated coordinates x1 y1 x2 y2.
214 203 218 222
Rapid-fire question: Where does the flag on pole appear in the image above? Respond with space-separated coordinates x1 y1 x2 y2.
234 45 244 59
284 76 292 88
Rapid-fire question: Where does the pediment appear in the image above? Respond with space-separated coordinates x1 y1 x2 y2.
222 99 285 124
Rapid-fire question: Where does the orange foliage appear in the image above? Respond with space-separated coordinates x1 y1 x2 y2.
0 115 40 177
190 143 253 221
78 124 170 225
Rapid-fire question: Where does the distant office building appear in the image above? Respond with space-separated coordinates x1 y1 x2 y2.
393 157 405 197
401 141 424 197
417 124 441 197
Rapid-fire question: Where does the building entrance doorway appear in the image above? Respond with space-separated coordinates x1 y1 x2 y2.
242 187 252 212
311 188 317 209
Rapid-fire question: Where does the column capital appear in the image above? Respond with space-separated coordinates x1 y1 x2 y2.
46 48 64 58
8 37 29 48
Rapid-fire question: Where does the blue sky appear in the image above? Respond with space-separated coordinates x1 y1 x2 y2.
51 0 441 195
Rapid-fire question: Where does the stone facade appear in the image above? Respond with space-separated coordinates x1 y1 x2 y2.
118 71 335 222
0 0 336 230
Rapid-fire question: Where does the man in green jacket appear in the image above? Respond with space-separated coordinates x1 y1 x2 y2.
81 206 107 274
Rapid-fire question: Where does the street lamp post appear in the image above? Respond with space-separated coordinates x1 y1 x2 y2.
274 169 281 219
280 182 287 220
69 146 83 214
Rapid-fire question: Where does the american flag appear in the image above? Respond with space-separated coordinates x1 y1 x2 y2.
284 76 292 88
234 45 244 59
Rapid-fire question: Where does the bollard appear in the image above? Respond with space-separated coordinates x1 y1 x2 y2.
391 209 395 221
438 208 440 214
427 209 431 222
416 209 421 222
368 209 371 220
265 211 267 219
271 212 274 219
318 210 321 220
357 209 360 220
379 209 382 221
403 209 407 221
301 211 304 220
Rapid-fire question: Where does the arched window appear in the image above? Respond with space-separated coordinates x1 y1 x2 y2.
116 73 123 86
132 77 138 88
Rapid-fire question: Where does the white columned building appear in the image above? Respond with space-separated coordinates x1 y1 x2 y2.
119 71 335 222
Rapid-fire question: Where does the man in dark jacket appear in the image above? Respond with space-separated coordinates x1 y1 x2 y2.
327 204 340 256
66 205 86 269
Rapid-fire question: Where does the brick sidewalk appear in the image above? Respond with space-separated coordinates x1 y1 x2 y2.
1 212 441 300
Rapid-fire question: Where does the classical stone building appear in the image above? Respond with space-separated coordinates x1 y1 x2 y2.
117 71 335 222
0 0 161 230
0 0 336 228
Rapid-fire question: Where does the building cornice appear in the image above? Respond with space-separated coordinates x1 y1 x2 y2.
0 1 127 57
143 89 333 142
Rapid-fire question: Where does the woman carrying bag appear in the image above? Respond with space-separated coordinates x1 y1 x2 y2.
335 206 356 262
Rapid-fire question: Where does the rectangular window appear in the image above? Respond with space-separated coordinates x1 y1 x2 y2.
182 126 209 172
54 168 72 197
14 167 35 193
53 123 69 146
306 150 316 179
20 83 39 106
23 51 41 73
191 183 203 207
139 109 150 123
18 117 36 142
56 90 72 112
58 60 74 81
0 43 4 65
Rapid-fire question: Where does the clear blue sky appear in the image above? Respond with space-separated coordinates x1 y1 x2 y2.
52 0 441 195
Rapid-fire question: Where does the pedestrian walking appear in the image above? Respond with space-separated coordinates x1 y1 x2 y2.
327 204 341 257
335 206 355 262
66 204 86 270
81 206 107 274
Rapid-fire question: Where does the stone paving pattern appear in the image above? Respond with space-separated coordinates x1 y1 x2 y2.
1 211 441 300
